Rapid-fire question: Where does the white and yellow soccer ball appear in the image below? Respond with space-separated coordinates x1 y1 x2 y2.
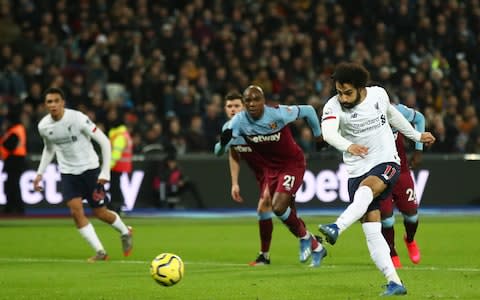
150 253 184 286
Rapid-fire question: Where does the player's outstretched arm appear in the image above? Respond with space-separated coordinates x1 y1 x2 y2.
297 105 321 137
387 104 422 142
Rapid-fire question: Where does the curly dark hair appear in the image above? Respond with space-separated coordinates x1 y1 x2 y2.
331 62 370 89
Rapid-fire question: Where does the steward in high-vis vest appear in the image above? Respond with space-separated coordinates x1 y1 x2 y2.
0 105 27 214
108 123 133 213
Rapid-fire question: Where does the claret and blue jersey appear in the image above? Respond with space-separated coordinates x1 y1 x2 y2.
223 104 321 169
393 103 426 173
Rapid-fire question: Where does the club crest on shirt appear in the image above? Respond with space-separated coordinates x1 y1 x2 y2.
269 122 277 129
375 102 379 110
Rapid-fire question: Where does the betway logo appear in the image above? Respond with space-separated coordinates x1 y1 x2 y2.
247 132 281 143
295 163 429 203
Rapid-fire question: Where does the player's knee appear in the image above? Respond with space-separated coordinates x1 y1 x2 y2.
257 211 274 220
402 213 418 223
257 199 272 212
381 215 395 228
271 197 288 215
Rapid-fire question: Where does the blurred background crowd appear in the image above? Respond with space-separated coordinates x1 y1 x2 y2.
0 0 479 156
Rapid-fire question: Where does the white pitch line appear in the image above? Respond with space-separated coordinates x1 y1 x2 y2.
0 257 478 272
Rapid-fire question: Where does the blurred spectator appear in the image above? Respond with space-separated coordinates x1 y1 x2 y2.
166 116 187 155
107 108 133 213
184 115 208 152
152 153 205 209
0 104 27 215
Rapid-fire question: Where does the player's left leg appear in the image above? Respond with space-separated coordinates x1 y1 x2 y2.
363 210 406 296
92 207 133 256
395 172 421 264
380 194 402 268
270 167 326 266
85 169 133 257
273 194 325 266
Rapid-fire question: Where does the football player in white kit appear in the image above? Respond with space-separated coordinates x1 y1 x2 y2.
33 87 133 262
317 63 435 296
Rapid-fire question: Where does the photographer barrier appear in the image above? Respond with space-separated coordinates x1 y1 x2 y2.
0 154 479 211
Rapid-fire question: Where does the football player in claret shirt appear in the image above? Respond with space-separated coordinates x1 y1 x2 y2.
218 91 274 266
33 87 133 262
381 103 426 269
216 85 327 267
317 62 435 296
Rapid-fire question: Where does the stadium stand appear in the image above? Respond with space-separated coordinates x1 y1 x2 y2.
0 0 478 154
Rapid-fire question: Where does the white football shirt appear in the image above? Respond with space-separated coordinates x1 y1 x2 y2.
322 86 400 177
38 109 101 175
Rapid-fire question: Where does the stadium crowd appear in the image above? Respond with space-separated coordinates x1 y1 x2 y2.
0 0 479 155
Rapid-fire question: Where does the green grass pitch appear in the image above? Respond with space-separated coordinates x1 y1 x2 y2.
0 215 479 299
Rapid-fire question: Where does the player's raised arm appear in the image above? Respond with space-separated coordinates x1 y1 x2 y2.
296 105 322 138
214 118 238 156
395 104 426 151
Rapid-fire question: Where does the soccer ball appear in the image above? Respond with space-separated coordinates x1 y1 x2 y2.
150 253 184 286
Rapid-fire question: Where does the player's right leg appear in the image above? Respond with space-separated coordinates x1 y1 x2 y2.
318 174 375 245
84 168 133 257
62 172 108 262
93 207 133 257
319 163 400 245
250 193 273 266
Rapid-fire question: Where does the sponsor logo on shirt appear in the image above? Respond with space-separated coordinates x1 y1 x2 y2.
247 132 281 143
51 136 77 145
232 145 253 152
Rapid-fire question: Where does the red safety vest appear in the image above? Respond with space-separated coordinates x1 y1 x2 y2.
109 126 133 172
0 124 27 160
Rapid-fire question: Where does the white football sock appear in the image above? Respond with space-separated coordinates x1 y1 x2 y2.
362 222 402 285
110 211 129 235
336 186 373 233
78 223 105 252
